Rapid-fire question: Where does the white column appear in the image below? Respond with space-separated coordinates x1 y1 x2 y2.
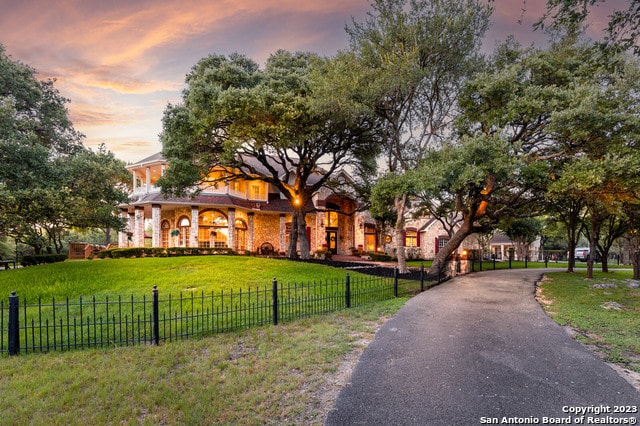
152 204 161 247
190 206 199 248
146 167 151 193
132 171 137 192
227 208 236 250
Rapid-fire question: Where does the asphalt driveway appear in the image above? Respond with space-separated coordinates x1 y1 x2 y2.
325 269 640 426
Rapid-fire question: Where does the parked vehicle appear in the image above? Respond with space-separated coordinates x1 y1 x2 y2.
574 247 600 262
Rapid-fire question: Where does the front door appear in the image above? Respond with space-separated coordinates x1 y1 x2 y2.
326 230 338 254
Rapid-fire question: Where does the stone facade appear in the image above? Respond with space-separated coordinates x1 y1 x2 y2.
120 153 374 255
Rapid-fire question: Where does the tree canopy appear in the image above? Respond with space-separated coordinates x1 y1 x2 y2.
344 0 492 271
412 35 640 276
0 45 129 254
159 50 379 259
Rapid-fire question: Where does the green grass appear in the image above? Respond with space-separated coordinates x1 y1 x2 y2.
0 257 427 354
1 257 637 423
0 256 376 301
539 270 640 372
0 299 406 425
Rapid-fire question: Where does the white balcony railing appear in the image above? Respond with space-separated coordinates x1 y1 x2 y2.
131 184 162 195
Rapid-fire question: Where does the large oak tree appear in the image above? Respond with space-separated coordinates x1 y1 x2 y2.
159 50 379 259
344 0 492 271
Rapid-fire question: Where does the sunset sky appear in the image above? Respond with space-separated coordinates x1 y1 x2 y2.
0 0 625 163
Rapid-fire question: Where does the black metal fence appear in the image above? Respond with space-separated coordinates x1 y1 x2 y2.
1 267 444 356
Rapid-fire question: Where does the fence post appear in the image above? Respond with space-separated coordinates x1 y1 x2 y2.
8 291 19 356
345 273 351 308
152 286 159 346
393 267 398 298
272 277 278 325
420 263 425 292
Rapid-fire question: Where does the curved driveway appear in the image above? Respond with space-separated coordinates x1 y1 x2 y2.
326 269 640 425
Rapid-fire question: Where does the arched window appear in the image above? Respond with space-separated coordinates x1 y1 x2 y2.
235 219 247 251
177 216 190 247
198 209 228 248
161 220 170 248
325 202 340 228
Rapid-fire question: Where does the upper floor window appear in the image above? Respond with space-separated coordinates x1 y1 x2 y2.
230 180 243 193
250 183 262 199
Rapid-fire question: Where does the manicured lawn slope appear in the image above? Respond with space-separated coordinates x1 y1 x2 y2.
0 256 366 301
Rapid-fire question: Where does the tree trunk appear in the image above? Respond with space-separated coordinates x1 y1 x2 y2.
287 212 298 259
600 247 609 273
428 219 473 277
296 208 310 260
586 211 600 279
394 194 408 273
566 219 579 274
629 233 640 280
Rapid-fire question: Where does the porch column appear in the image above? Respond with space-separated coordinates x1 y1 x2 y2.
118 208 129 247
152 204 161 247
190 206 199 248
146 167 151 194
127 211 135 247
131 171 137 193
247 212 255 253
316 213 325 252
279 214 287 254
227 208 236 250
134 206 145 247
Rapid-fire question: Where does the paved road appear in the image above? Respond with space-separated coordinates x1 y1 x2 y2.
326 269 640 426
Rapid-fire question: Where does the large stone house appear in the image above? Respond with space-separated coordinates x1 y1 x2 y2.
118 153 379 255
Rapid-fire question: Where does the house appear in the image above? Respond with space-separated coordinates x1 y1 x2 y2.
118 153 379 255
392 217 477 260
489 233 542 261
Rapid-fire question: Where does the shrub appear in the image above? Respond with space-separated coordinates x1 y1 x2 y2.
21 254 67 267
314 249 332 260
96 247 235 259
366 252 393 262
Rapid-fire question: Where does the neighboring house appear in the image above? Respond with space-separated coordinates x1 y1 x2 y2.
383 217 477 260
489 233 542 261
118 153 378 255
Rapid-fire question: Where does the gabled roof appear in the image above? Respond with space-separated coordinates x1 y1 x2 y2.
128 152 166 167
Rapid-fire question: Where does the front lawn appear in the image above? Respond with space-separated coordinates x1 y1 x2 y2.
539 270 640 372
0 256 369 301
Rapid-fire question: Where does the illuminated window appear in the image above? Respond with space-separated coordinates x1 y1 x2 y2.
405 230 418 247
198 210 228 248
161 220 170 248
364 224 376 252
326 211 339 228
250 184 262 199
177 216 190 247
